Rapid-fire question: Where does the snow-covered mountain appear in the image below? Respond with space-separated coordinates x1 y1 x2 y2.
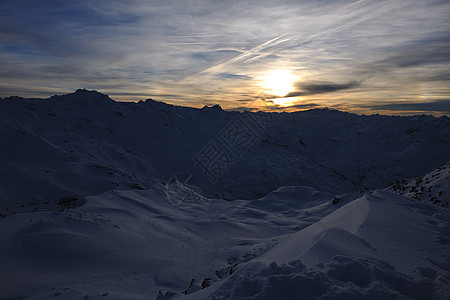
391 161 450 207
1 89 449 213
0 89 449 299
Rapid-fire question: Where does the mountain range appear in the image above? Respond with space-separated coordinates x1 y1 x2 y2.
0 89 449 299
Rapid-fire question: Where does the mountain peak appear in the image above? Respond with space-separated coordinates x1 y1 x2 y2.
201 104 223 112
50 89 114 104
74 88 97 95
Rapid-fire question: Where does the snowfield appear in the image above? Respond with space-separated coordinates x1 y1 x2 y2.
0 90 449 299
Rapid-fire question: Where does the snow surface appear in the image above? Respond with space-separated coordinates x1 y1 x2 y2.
0 90 449 299
391 161 450 207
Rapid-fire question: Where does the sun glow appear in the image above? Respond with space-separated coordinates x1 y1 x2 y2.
262 70 298 106
272 97 295 106
263 70 296 97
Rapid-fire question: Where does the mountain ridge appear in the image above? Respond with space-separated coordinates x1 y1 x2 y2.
1 89 449 215
2 89 449 118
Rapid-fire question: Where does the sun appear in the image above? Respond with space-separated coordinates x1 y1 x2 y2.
272 97 295 106
263 70 296 97
262 70 298 106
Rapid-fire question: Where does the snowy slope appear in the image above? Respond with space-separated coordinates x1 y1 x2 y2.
179 190 450 300
1 90 449 213
391 160 450 207
1 174 448 299
0 90 450 299
0 184 341 299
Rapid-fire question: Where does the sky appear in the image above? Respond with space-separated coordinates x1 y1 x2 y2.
1 0 450 115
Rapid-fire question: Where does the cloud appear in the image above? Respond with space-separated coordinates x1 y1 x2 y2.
284 103 324 111
285 103 321 109
285 81 359 97
426 72 450 82
377 36 450 68
262 102 321 111
367 100 450 113
218 73 252 80
228 102 322 112
191 50 242 63
226 106 260 112
0 0 449 115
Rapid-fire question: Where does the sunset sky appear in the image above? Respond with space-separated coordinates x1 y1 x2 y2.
1 0 449 115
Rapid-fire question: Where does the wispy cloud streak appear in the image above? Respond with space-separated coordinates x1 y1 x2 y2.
0 0 449 115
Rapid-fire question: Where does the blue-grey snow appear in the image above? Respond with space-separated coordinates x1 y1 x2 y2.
0 89 449 299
